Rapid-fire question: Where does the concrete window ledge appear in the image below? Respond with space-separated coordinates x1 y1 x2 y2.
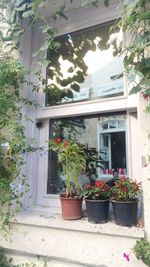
1 208 145 267
12 209 145 239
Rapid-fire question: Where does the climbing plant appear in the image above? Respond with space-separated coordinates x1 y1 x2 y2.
0 46 30 232
0 247 14 267
0 0 109 105
0 246 48 267
133 239 150 266
114 0 150 109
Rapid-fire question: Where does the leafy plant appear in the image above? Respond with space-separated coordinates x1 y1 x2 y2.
111 176 142 201
48 138 86 197
133 239 150 266
0 247 14 267
80 180 110 200
0 247 48 267
113 0 150 109
0 47 28 232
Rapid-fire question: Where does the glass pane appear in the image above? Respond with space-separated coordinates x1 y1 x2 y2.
109 120 116 129
102 123 108 130
117 120 125 128
111 132 126 170
47 114 127 194
46 21 123 106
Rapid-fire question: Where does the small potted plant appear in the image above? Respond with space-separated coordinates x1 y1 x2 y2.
80 180 110 223
48 137 86 220
111 176 142 226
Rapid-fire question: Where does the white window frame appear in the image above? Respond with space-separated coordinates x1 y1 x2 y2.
34 3 138 207
97 116 127 178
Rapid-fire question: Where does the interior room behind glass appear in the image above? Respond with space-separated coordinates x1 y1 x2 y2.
47 113 127 194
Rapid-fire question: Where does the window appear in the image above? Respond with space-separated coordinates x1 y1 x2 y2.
46 21 123 106
47 113 127 194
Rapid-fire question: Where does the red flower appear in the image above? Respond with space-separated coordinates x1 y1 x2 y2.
95 180 104 187
121 176 126 182
55 137 61 144
102 184 109 192
115 182 121 188
143 93 149 101
121 187 127 192
112 178 142 201
134 183 139 192
85 184 92 189
63 140 69 147
123 253 130 262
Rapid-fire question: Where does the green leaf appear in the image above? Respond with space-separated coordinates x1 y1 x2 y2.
104 0 110 7
65 89 73 98
71 83 80 92
129 86 142 95
140 11 150 20
22 10 34 18
15 3 28 12
40 25 54 34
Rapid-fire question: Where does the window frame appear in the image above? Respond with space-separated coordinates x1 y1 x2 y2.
35 4 138 207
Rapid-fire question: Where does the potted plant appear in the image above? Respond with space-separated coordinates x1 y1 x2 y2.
111 176 142 226
48 137 86 220
80 180 110 223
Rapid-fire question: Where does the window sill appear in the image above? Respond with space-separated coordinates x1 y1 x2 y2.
13 208 144 240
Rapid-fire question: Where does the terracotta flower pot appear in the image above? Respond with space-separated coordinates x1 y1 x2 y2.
60 197 82 220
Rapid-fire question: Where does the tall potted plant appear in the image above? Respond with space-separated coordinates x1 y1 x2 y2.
111 176 142 226
48 138 86 220
80 180 110 223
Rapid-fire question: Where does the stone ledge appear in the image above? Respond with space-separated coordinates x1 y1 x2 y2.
12 210 145 239
0 210 145 267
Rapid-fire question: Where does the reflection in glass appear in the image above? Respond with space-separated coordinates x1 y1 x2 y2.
46 21 123 106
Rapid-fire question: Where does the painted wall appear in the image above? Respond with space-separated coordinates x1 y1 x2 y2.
19 0 140 209
138 94 150 240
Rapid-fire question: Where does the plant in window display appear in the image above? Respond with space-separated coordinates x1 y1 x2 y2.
83 146 105 183
48 137 86 220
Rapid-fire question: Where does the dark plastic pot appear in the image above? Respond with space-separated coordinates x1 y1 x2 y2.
60 197 82 220
112 200 138 226
85 199 109 223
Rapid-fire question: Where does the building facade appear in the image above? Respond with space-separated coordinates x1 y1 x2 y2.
1 1 150 266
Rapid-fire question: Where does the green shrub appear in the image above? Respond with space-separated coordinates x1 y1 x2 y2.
133 239 150 266
0 247 14 267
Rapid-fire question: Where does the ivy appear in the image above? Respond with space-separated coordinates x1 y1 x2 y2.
133 239 150 266
115 0 150 102
0 247 14 267
0 247 48 267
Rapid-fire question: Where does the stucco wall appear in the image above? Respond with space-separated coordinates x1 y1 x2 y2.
138 94 150 240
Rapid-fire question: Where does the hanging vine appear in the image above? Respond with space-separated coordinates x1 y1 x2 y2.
0 46 30 233
115 0 150 110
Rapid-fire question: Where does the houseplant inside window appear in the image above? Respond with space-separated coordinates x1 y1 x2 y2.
110 176 142 226
48 137 86 219
80 180 110 223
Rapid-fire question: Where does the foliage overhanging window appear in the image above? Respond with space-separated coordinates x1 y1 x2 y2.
46 21 123 106
47 113 127 194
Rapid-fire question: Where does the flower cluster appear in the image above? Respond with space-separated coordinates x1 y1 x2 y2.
81 180 110 200
49 137 70 155
111 176 142 201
